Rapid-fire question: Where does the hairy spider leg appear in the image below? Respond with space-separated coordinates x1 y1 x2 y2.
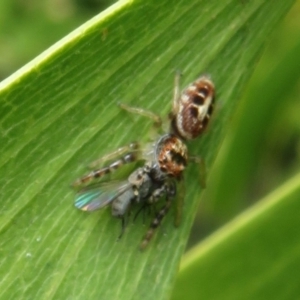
72 146 141 187
171 70 182 116
118 102 162 127
89 142 140 169
189 155 206 188
174 177 185 227
118 72 183 130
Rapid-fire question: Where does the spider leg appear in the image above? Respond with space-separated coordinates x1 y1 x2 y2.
72 148 140 187
189 155 206 188
89 142 140 169
174 177 185 227
118 102 162 128
171 70 182 116
140 182 176 250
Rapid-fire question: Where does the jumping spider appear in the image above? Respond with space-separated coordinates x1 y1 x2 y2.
72 73 215 249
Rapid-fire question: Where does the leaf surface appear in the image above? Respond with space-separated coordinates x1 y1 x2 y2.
0 0 295 299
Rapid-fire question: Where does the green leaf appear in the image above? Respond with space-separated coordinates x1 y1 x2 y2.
0 0 295 299
206 22 300 218
173 173 300 300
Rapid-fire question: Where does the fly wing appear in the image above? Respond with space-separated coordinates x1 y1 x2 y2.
75 181 131 211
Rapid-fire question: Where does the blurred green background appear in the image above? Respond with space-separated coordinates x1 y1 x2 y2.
188 0 300 247
0 0 299 251
0 0 116 80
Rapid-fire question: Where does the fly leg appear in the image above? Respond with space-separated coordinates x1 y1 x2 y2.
140 182 176 250
133 181 168 223
133 203 151 224
117 216 126 240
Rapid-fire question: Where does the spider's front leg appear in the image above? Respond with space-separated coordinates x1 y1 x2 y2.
72 142 141 187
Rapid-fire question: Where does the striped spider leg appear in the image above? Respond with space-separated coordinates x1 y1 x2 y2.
72 142 141 188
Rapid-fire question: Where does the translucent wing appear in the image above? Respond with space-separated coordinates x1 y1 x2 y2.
75 181 131 211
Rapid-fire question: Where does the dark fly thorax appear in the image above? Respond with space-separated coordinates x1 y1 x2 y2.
111 166 152 217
